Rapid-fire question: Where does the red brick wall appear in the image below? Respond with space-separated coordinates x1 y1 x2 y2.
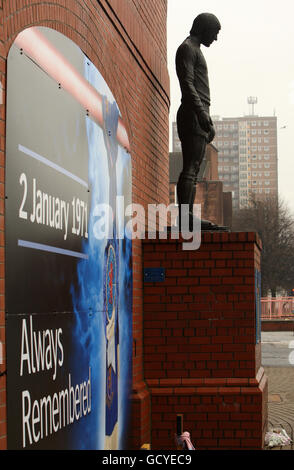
195 181 224 226
203 144 219 181
142 232 268 450
0 0 169 450
223 191 233 229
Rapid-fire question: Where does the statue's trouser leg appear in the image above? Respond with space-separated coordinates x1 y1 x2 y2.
177 134 207 229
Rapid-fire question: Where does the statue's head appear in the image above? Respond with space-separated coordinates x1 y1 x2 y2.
190 13 221 47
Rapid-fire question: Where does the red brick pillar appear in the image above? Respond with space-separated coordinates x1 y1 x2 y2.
142 232 268 450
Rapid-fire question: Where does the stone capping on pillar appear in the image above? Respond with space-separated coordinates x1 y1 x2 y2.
146 363 266 389
143 230 262 246
142 231 267 450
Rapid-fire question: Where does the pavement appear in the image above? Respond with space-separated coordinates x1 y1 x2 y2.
261 331 294 450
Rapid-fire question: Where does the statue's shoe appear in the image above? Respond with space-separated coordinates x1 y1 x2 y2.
199 218 229 232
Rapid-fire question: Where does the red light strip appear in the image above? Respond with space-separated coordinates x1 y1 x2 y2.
15 27 130 152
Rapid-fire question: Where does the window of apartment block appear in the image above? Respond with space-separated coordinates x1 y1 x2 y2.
264 121 269 126
264 163 270 168
174 185 178 205
251 121 256 126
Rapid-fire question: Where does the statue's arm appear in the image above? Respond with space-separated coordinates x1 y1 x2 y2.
176 43 214 136
176 44 205 116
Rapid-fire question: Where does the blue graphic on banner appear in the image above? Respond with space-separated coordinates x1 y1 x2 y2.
70 58 132 450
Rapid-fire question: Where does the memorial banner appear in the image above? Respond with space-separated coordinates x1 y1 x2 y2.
5 27 132 450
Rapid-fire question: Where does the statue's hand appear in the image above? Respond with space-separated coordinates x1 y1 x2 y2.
207 125 215 143
198 110 212 133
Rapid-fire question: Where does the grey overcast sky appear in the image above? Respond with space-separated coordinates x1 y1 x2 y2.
167 0 294 213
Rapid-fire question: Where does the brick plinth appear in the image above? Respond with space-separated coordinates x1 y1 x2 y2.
142 231 268 450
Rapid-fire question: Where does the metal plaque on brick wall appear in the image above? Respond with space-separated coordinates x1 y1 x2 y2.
144 267 165 282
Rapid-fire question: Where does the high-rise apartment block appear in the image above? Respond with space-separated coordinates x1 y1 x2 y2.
172 113 278 211
212 115 278 210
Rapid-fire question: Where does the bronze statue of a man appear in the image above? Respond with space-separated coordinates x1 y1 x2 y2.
176 13 221 230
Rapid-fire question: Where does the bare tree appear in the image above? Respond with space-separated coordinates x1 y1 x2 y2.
232 195 294 297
